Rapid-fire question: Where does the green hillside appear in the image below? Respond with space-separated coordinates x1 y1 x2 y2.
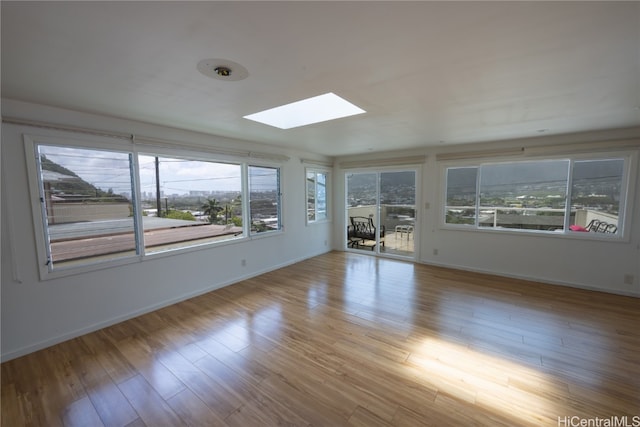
41 155 129 202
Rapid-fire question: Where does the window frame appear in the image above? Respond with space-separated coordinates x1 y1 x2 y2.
443 166 479 227
135 151 246 255
24 134 285 280
441 150 637 241
248 163 283 236
305 167 331 225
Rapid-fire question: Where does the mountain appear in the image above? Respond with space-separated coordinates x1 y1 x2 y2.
40 155 128 202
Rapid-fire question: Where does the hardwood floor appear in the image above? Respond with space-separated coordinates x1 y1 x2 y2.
2 251 639 426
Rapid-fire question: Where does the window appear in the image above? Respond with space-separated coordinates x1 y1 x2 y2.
445 167 477 225
444 156 630 237
34 144 138 269
306 169 329 223
478 160 569 231
248 165 281 234
570 159 624 233
27 137 284 277
137 155 243 253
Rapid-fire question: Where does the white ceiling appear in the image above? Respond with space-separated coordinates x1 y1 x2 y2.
2 1 639 157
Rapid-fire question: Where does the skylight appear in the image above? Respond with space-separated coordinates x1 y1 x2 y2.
243 92 365 129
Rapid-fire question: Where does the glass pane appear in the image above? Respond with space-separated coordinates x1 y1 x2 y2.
570 159 623 235
445 167 477 225
479 160 569 231
307 171 328 223
380 171 416 257
249 166 280 233
346 172 378 252
307 171 316 222
37 145 136 268
138 155 243 253
316 172 327 221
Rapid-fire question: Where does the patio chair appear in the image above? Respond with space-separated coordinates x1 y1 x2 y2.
348 216 385 250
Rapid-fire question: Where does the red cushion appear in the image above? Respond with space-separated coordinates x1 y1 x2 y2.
569 225 588 232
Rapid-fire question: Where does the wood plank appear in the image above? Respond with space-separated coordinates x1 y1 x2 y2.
391 405 435 427
158 350 243 418
123 419 146 427
118 375 186 426
116 336 186 400
61 396 105 427
165 388 227 427
1 382 25 426
257 374 350 426
348 405 393 427
194 355 313 426
80 331 138 384
73 357 138 427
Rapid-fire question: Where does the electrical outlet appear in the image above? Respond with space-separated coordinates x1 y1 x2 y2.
623 274 634 285
433 248 438 255
241 259 247 267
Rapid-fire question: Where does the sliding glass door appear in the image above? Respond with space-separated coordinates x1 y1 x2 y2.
346 169 417 259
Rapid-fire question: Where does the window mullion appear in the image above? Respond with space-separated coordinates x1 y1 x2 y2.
564 160 575 234
277 168 283 230
475 166 481 228
315 172 320 219
242 163 250 236
34 147 54 271
130 152 145 257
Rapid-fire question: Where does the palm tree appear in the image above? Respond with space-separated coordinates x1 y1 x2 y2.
201 198 223 223
222 194 243 224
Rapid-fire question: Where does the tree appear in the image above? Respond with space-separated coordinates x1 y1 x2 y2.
230 194 242 216
225 194 243 226
165 210 196 221
201 198 223 223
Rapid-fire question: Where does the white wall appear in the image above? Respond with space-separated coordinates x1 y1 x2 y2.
334 129 640 298
1 99 333 361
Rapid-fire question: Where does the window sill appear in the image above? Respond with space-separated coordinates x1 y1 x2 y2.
440 223 628 243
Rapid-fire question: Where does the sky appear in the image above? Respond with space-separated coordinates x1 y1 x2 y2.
138 155 242 195
447 159 624 192
39 145 277 197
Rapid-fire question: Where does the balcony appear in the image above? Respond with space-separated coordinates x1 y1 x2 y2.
347 205 415 257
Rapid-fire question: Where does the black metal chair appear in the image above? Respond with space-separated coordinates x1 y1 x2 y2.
348 216 385 250
585 219 617 234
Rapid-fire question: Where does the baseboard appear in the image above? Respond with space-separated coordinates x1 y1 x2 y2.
1 249 331 362
420 259 640 298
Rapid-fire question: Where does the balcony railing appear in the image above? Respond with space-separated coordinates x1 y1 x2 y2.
445 206 618 233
